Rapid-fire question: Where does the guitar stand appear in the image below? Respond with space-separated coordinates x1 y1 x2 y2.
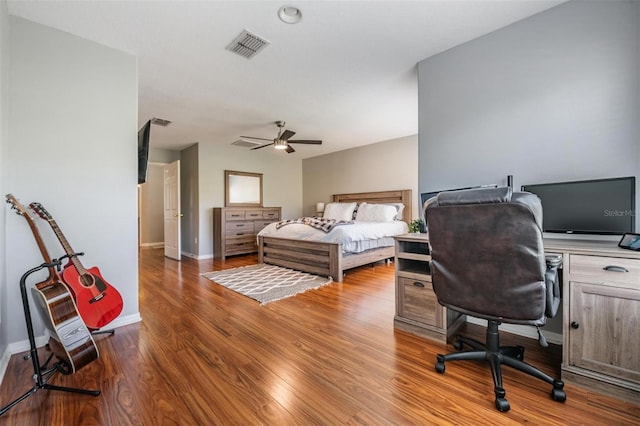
0 261 100 417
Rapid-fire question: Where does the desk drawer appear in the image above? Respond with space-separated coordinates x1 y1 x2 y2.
226 221 254 234
569 255 639 288
397 277 443 328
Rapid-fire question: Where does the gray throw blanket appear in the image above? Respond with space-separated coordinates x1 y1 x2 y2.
276 217 353 233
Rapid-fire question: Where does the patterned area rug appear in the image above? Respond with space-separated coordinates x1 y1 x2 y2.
202 264 333 305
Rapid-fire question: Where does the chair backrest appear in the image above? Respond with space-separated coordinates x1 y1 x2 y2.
425 187 547 326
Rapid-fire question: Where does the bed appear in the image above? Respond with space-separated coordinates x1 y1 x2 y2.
257 190 412 282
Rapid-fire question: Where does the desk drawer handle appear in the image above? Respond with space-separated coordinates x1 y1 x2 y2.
603 265 629 273
571 321 580 329
413 281 425 288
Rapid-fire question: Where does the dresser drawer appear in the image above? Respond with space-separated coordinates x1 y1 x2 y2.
569 254 640 288
262 209 280 220
225 210 246 220
225 238 257 254
255 220 276 233
226 221 254 234
397 276 443 328
245 210 263 219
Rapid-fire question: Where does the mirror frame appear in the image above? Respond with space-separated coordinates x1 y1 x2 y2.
225 170 263 207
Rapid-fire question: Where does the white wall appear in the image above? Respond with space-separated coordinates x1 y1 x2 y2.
4 17 139 347
418 0 639 232
303 134 419 219
197 143 303 258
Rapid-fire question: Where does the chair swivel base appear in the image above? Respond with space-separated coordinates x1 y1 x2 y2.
434 321 566 412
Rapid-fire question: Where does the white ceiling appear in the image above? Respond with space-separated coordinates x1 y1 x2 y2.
8 0 565 158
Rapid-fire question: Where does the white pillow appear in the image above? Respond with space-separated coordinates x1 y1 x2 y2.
355 203 398 222
384 203 405 220
322 202 357 221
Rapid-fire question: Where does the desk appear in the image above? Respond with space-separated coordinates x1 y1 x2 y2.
394 234 640 402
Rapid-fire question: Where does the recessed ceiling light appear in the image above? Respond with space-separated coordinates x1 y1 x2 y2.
278 6 302 24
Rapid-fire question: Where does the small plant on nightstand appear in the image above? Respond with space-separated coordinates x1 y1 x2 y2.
408 219 425 233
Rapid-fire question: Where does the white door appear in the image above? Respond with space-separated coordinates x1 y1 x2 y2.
163 160 181 260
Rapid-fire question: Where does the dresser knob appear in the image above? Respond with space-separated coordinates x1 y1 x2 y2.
571 321 580 329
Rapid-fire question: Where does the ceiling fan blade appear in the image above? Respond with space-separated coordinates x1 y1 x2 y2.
250 142 274 150
280 130 296 141
287 139 322 145
285 145 296 153
240 136 273 142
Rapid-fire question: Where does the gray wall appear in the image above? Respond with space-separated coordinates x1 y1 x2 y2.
181 144 199 256
139 164 165 246
3 17 139 349
303 134 419 219
0 0 9 355
417 0 639 340
418 0 639 233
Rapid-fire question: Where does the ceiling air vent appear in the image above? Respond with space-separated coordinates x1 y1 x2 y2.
225 29 270 59
151 117 172 127
232 139 264 149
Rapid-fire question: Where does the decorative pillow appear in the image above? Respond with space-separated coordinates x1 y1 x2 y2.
322 202 357 221
355 203 398 222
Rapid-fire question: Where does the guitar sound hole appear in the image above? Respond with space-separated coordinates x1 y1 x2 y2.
80 273 95 288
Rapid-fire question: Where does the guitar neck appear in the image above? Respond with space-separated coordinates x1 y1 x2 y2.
48 219 88 275
5 195 59 285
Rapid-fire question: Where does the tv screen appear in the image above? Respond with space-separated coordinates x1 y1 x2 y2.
138 120 151 184
522 177 636 235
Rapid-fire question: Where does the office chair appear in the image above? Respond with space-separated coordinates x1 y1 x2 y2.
424 187 566 412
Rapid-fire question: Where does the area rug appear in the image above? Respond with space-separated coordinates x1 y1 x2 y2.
202 264 332 305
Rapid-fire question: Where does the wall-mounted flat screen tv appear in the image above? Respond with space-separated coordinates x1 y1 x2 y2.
138 120 151 184
521 177 635 235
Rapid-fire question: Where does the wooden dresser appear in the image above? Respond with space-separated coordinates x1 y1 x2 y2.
213 207 281 260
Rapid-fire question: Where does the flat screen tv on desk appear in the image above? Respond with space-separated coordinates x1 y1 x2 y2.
522 177 635 235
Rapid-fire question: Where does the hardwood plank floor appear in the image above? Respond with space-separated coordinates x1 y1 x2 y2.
1 248 638 424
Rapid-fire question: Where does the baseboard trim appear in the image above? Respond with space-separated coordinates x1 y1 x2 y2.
182 251 213 260
466 317 563 346
140 242 164 249
0 312 141 387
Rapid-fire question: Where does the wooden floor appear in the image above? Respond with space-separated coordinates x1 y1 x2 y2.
1 248 638 425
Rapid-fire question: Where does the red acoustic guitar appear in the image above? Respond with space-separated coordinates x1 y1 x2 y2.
30 202 123 330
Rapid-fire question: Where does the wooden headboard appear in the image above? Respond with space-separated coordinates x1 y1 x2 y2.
332 189 412 223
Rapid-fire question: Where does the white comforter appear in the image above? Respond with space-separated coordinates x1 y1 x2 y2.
257 219 408 253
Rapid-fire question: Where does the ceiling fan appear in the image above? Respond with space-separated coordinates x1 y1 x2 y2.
240 121 322 153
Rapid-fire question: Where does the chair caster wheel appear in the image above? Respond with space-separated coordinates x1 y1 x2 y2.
435 355 445 374
495 397 510 412
551 388 566 402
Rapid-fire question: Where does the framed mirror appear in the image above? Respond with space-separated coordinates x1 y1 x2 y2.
225 170 263 207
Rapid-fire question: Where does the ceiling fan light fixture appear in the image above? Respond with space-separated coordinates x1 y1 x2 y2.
274 139 288 150
278 6 302 24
